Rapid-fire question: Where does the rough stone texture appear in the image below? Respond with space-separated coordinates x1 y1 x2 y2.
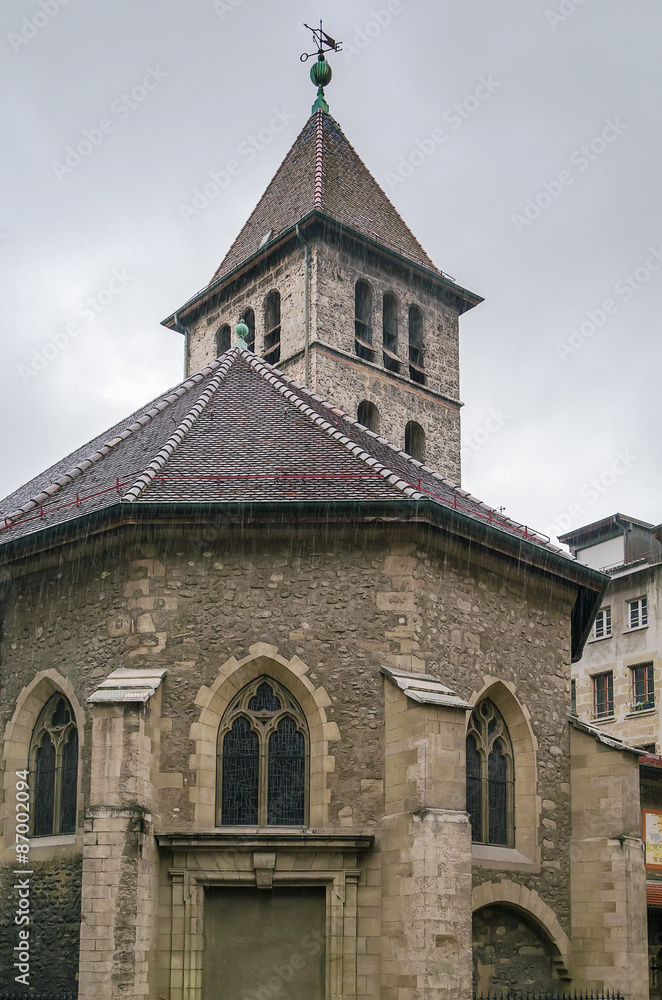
0 518 584 998
472 905 556 994
186 237 464 483
0 856 81 993
570 726 648 996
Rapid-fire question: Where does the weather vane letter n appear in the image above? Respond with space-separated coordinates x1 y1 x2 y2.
300 20 342 115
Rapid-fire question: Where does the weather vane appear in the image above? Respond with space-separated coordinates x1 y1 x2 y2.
300 21 342 115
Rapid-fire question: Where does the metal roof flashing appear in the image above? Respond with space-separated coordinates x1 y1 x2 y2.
380 666 473 709
88 667 167 704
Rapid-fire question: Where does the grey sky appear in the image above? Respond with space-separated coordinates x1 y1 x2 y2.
1 0 660 544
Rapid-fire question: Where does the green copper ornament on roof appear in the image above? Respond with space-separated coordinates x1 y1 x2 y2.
300 20 342 115
234 319 250 348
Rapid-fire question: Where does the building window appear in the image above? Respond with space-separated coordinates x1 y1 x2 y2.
592 606 612 640
632 663 655 711
382 293 399 372
404 420 425 462
628 596 648 630
263 290 281 365
354 281 374 361
240 307 256 352
593 672 614 719
216 324 231 356
570 679 577 715
357 400 380 434
30 695 78 837
217 677 308 827
408 304 425 384
466 699 514 847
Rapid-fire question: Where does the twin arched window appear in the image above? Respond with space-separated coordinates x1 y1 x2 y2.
217 677 308 827
30 694 78 837
466 699 514 847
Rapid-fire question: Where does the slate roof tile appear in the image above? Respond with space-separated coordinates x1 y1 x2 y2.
0 349 565 559
210 111 440 283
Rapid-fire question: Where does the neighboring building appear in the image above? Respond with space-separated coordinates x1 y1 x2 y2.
561 513 662 995
0 65 651 1000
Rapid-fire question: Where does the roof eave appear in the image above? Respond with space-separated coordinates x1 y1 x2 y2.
161 210 483 331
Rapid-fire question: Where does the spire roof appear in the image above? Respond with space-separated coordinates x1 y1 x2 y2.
208 110 442 285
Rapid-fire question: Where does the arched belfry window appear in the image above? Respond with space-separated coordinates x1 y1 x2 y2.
404 420 425 462
240 307 256 352
263 290 281 365
217 677 308 827
466 699 514 847
382 292 399 372
216 324 231 356
354 280 374 361
29 694 78 837
408 304 425 383
357 400 380 434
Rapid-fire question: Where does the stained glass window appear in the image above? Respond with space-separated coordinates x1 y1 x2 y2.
466 700 514 847
30 694 78 837
217 677 308 827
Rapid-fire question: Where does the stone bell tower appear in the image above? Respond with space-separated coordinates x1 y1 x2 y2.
162 48 482 484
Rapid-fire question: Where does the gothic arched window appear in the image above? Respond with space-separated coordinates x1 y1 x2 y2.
30 694 78 837
408 304 425 383
354 280 374 361
263 290 281 365
217 677 308 827
240 307 256 352
382 292 399 372
466 699 514 847
216 324 231 356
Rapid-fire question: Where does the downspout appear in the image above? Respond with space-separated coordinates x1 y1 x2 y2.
295 224 310 387
174 312 189 378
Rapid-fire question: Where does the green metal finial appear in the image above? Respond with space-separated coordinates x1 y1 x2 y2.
300 21 341 116
234 320 249 347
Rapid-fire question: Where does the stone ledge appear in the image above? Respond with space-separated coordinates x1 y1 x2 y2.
155 830 375 852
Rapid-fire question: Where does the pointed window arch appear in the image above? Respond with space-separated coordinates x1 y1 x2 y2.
30 694 78 837
382 292 399 372
217 677 308 827
466 699 514 846
408 304 425 383
216 324 231 356
354 281 374 361
240 307 256 352
263 290 281 364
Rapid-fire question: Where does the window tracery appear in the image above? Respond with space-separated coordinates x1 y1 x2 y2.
30 694 78 837
466 699 514 846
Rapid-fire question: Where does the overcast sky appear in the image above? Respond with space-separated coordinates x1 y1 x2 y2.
1 0 660 544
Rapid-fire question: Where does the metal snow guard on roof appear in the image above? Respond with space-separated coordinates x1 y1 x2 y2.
380 666 472 709
88 667 167 704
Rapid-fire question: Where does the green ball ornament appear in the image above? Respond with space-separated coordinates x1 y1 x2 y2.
310 57 332 88
235 320 250 344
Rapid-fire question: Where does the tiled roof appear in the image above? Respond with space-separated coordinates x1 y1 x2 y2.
0 348 564 555
647 882 662 907
209 111 441 283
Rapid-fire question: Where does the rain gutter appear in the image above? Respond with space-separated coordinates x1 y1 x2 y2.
161 211 482 331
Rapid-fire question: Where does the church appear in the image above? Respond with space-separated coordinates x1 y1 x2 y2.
0 37 651 1000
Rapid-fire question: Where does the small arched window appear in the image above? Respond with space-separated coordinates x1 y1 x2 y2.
240 307 255 353
404 420 425 462
466 699 514 847
354 280 374 361
217 677 308 827
382 293 399 372
263 290 281 365
216 324 231 356
357 400 380 434
30 694 78 837
408 304 425 384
